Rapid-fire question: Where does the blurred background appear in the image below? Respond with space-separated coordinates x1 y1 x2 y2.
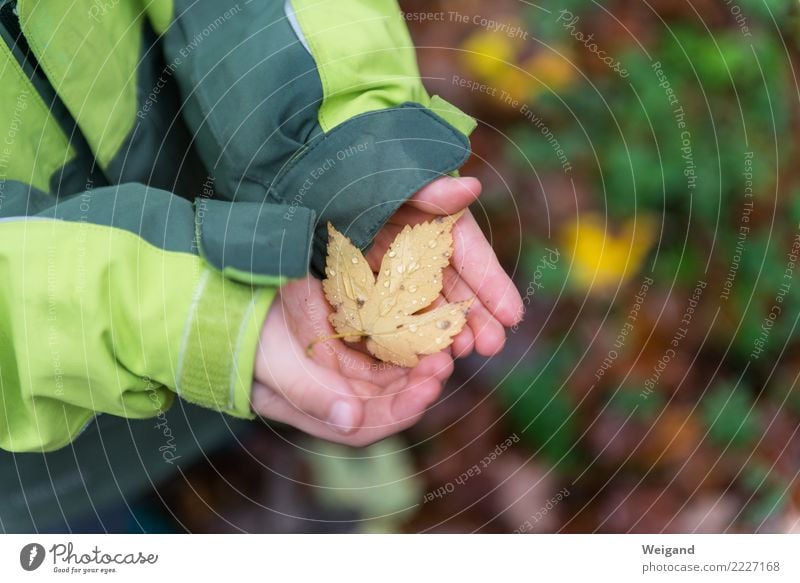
80 0 800 533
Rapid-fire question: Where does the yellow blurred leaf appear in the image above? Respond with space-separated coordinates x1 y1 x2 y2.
460 29 520 82
561 213 656 292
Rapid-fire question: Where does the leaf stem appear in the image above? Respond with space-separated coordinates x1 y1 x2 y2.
306 332 362 356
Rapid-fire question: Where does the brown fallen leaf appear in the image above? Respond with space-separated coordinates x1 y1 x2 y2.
315 213 472 367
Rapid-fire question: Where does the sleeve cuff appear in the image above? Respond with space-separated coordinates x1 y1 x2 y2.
196 199 315 282
268 102 472 277
175 268 276 419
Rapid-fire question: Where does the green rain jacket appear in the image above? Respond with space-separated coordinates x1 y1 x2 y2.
0 0 474 530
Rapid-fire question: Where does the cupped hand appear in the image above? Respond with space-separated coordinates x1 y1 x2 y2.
251 177 522 446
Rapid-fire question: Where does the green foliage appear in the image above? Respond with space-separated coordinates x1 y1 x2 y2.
769 375 800 416
494 3 799 529
510 26 789 222
700 383 759 448
651 244 701 287
522 0 598 43
607 385 665 419
741 462 788 528
522 240 569 298
737 0 794 22
743 486 787 528
722 229 800 358
499 344 580 470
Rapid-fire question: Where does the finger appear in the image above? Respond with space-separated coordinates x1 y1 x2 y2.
346 353 450 431
258 371 444 447
451 212 524 327
427 293 475 358
387 204 437 227
413 350 455 383
365 222 401 270
451 314 475 358
390 352 452 422
253 358 364 435
443 266 507 357
252 381 362 441
388 178 482 227
253 382 364 435
317 340 410 386
293 353 451 446
278 279 409 387
405 176 482 215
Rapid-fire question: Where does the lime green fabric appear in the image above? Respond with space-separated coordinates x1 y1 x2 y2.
290 0 431 132
17 0 142 170
429 95 478 137
177 272 274 420
0 40 75 191
0 220 266 451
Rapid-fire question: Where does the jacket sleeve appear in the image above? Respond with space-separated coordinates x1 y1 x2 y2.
0 181 298 452
158 0 476 277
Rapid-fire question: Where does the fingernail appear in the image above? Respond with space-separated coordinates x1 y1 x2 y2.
328 401 355 434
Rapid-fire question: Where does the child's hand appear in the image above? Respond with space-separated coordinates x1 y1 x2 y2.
251 177 523 445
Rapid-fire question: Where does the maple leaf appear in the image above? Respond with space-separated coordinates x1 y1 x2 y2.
318 213 472 367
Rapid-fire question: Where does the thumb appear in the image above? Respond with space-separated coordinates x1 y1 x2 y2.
252 373 364 435
253 291 365 435
405 176 482 215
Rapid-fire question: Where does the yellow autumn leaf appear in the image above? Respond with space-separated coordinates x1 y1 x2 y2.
319 215 472 367
460 29 519 80
460 33 573 105
561 214 656 291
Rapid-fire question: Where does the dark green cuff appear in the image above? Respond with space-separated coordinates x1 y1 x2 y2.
196 199 315 283
266 102 471 277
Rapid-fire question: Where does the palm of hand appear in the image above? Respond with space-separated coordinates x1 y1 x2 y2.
252 177 523 445
253 276 452 446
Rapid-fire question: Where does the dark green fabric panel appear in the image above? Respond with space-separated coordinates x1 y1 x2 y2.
0 180 56 216
2 181 314 278
108 21 209 200
0 403 252 533
197 198 314 280
165 0 323 202
267 103 472 276
34 183 197 255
